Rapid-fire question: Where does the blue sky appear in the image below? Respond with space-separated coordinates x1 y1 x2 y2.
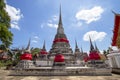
5 0 120 52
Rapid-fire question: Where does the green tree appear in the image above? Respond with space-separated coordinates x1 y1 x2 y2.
0 0 13 48
31 48 40 56
103 50 107 58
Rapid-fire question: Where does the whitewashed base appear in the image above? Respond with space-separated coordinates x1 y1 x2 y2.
10 67 112 76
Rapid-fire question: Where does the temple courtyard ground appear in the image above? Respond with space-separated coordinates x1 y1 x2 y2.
0 69 120 80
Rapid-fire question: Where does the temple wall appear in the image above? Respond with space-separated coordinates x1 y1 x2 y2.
35 61 53 66
107 52 120 68
16 60 35 69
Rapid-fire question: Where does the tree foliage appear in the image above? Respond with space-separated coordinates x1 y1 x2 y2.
31 48 41 56
0 0 13 48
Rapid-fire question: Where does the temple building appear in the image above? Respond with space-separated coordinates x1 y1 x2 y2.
39 41 48 60
16 6 88 66
111 13 120 46
74 40 81 60
49 7 74 63
84 37 101 62
11 6 112 76
107 12 120 73
111 12 120 47
13 33 111 76
89 37 101 60
74 40 88 63
16 40 34 69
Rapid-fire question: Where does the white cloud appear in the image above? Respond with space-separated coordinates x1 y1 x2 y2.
11 23 20 30
32 40 38 43
48 20 52 23
32 36 39 43
47 23 58 28
75 6 104 24
5 4 23 30
76 22 82 27
11 21 20 30
52 15 58 21
40 24 44 28
41 15 58 29
75 21 82 27
72 21 82 27
47 15 58 28
34 36 39 39
83 31 107 41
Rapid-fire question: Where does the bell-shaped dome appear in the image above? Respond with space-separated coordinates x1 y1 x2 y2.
40 50 48 54
20 52 32 60
54 54 64 62
89 51 101 60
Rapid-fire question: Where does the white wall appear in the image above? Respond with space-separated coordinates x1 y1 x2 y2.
107 52 120 68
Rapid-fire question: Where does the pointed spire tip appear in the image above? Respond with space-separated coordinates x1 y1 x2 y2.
75 39 78 49
42 40 46 51
59 4 62 25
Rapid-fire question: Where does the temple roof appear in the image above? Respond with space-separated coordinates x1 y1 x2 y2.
112 12 120 46
112 10 120 16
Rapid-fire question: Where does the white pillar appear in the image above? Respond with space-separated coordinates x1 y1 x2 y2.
116 55 120 68
114 55 119 68
108 57 113 67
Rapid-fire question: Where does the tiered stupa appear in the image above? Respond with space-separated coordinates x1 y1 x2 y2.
20 39 32 60
84 37 101 62
49 6 74 62
89 37 101 60
39 41 48 60
16 39 34 69
74 40 83 60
